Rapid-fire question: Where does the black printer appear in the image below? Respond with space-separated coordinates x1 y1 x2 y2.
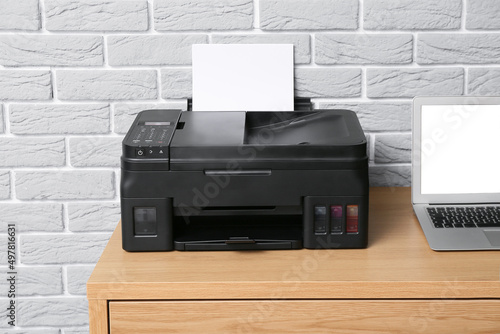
121 105 369 251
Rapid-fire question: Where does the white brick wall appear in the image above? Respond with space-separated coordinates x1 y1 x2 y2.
0 203 63 232
0 0 499 332
16 171 115 200
154 0 253 30
364 0 462 30
315 34 413 64
0 35 103 66
56 70 158 100
366 68 464 97
0 0 40 30
0 171 10 199
108 35 208 66
260 0 359 30
10 104 111 134
0 71 52 100
45 0 149 31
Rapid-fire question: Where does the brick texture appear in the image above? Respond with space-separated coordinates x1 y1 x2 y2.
64 330 90 334
70 137 122 167
0 171 10 199
108 35 207 66
369 166 411 187
67 266 96 295
467 0 500 30
0 203 63 231
10 104 110 134
0 0 40 30
316 34 413 64
0 70 52 100
0 267 63 296
364 0 462 30
374 134 412 163
0 105 4 133
68 203 120 232
418 34 500 64
468 68 500 95
260 0 358 30
45 0 148 31
17 298 89 326
161 69 192 99
295 68 361 98
0 35 103 66
16 171 115 200
0 239 6 264
56 70 157 100
1 0 498 331
20 234 111 264
367 68 464 98
0 330 60 334
154 0 253 31
0 137 65 167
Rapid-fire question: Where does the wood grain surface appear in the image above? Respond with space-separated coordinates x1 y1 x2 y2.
109 300 500 334
87 187 500 300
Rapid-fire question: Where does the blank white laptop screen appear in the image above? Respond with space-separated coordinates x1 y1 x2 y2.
421 105 500 195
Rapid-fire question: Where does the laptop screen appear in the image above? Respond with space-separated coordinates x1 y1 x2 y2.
420 104 500 195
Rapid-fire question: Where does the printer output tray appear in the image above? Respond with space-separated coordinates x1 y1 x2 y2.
175 239 301 251
173 214 303 251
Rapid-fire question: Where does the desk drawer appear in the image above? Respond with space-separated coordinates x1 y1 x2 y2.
109 299 500 333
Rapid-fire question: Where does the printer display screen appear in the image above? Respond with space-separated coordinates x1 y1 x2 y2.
144 122 171 126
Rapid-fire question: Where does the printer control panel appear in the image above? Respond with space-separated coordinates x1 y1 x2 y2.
122 109 182 160
129 123 173 158
130 122 173 145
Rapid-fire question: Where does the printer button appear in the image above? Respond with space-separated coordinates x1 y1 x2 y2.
136 148 146 157
154 147 167 157
146 147 168 158
134 207 157 235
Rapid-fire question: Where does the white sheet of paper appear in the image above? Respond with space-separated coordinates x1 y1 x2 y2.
192 44 294 111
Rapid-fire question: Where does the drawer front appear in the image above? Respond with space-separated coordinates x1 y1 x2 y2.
109 299 500 333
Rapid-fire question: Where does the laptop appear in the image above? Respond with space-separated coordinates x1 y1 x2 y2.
412 96 500 250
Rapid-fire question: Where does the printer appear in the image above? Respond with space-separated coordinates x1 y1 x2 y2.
121 105 369 251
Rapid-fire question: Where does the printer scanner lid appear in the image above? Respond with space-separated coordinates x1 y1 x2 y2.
169 110 367 170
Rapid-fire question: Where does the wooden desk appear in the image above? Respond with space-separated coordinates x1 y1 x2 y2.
87 187 500 333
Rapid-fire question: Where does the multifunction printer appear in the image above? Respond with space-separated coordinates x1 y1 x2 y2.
121 107 369 251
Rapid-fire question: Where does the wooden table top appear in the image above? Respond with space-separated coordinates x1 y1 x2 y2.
87 187 500 300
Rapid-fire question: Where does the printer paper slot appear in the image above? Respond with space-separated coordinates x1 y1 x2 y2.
173 206 301 217
181 239 298 251
204 170 271 176
201 206 276 211
173 214 302 251
225 237 256 244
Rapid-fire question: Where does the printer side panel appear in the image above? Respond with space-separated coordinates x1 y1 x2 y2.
120 109 181 251
302 160 369 249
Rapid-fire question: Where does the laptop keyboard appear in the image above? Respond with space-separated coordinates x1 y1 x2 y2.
427 207 500 228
